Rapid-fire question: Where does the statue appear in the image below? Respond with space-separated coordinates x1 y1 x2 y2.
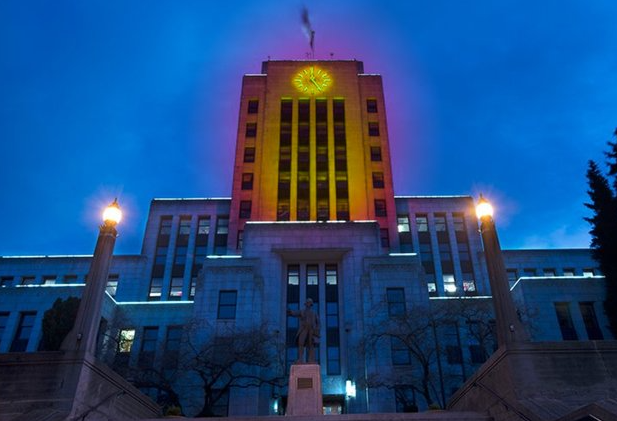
287 298 320 363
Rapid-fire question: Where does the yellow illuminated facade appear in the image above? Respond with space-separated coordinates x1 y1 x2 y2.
229 60 399 251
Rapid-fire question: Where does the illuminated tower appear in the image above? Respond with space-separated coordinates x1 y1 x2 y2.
228 60 398 251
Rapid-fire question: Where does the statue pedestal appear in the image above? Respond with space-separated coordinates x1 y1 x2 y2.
286 363 322 416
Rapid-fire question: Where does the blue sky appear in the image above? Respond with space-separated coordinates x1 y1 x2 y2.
1 1 616 256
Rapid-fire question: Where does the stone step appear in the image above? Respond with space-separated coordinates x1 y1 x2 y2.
146 411 492 421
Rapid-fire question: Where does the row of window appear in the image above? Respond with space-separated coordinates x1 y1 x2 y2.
0 274 119 297
554 301 604 341
506 268 599 287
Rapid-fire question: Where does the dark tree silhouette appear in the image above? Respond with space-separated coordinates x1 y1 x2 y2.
585 130 617 336
39 297 80 351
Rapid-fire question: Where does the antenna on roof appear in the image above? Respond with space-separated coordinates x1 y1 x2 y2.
301 7 315 59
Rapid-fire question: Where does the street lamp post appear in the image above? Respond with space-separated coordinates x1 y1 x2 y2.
476 195 528 347
61 199 122 355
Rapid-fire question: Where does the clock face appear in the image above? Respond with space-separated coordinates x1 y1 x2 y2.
293 66 331 95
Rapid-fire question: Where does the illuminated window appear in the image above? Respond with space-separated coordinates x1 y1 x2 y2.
190 277 197 300
42 276 56 285
368 122 380 136
372 172 384 188
366 99 378 113
582 269 595 277
148 278 163 301
245 122 257 137
247 99 258 114
463 273 476 296
218 290 237 319
443 274 456 295
178 217 191 236
117 329 136 353
427 274 437 297
169 278 183 300
241 173 253 190
374 199 387 217
244 147 255 163
370 146 382 161
239 201 252 219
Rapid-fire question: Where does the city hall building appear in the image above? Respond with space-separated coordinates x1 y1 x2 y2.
0 60 611 416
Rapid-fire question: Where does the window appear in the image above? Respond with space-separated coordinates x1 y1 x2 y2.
174 246 187 265
374 199 387 217
148 278 163 301
416 215 428 232
159 216 172 236
366 99 378 113
386 288 405 317
239 200 252 219
452 213 466 232
391 337 411 365
523 268 536 277
370 146 382 161
10 311 36 352
563 268 575 277
463 274 476 296
380 228 390 248
42 276 56 285
178 217 191 236
169 278 183 300
368 122 380 136
245 122 257 137
237 230 243 250
139 327 158 368
543 268 556 277
197 217 211 236
214 216 229 255
439 243 452 261
21 276 36 286
306 264 319 285
582 269 595 277
218 290 237 319
106 274 119 297
247 99 258 114
427 274 437 297
164 326 183 368
190 277 197 300
443 274 456 294
554 302 578 340
241 173 253 190
372 172 384 188
434 214 447 232
326 265 338 285
1 276 14 287
458 242 470 261
117 329 136 353
154 246 168 265
63 274 78 284
243 147 255 163
579 302 603 340
0 312 9 346
469 344 487 364
397 216 410 233
446 345 462 364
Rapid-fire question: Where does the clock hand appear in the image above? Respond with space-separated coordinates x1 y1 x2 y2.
309 76 322 91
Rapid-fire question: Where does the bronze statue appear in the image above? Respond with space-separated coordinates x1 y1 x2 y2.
287 298 320 363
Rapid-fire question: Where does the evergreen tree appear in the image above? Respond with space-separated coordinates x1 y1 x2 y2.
585 130 617 337
39 297 81 351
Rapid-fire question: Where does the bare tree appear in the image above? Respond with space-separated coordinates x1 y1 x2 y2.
181 321 284 417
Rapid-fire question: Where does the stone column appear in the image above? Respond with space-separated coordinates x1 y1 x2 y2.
61 220 118 355
479 213 528 346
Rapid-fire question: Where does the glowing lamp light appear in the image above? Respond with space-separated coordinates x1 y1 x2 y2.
345 379 356 398
102 199 122 225
475 195 494 219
